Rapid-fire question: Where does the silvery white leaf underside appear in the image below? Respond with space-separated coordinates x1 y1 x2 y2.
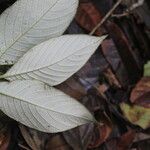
0 0 78 64
0 80 95 133
1 35 106 86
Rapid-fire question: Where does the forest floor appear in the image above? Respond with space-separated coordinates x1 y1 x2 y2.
0 0 150 149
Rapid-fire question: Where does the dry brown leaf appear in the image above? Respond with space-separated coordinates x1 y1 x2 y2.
56 75 86 100
103 68 122 88
76 2 106 35
117 130 136 150
46 135 71 150
88 113 113 149
130 77 150 108
0 124 11 150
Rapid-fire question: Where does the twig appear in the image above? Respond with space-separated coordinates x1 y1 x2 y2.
89 0 123 35
112 0 145 18
129 0 144 11
111 12 129 18
18 143 31 150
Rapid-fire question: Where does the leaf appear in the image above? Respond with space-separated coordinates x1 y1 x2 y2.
0 80 95 133
63 123 94 150
19 124 50 150
105 21 141 84
0 123 11 150
1 35 106 86
144 61 150 76
116 130 136 150
56 75 87 100
105 130 136 150
101 39 129 87
120 103 150 129
88 112 113 149
46 134 70 150
0 0 78 65
75 2 105 36
130 77 150 108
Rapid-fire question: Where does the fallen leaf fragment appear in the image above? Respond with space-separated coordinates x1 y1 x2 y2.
76 2 105 35
63 123 94 150
120 103 150 129
117 130 136 150
19 124 50 150
130 77 150 108
88 124 112 149
103 68 122 88
0 124 11 150
46 134 71 150
88 113 113 148
101 37 130 87
56 76 86 100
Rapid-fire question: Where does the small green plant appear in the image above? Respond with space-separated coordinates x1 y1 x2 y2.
0 0 106 133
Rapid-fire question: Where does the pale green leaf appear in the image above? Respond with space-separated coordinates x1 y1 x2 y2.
144 61 150 77
120 103 150 129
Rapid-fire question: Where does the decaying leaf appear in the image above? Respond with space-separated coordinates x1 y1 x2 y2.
116 130 136 150
19 124 50 150
105 21 142 84
0 124 11 150
0 0 78 64
88 124 112 149
106 130 136 150
120 103 150 129
56 75 87 100
63 123 94 150
46 134 71 150
101 39 129 87
0 80 95 133
130 77 150 108
103 68 122 88
1 35 106 86
88 112 113 149
75 2 105 35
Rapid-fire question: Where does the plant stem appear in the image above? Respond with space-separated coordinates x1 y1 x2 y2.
89 0 123 35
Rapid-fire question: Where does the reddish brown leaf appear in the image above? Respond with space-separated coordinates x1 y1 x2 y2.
0 127 11 150
75 2 105 35
88 113 113 149
130 77 150 108
0 131 11 150
46 135 71 150
106 130 136 150
88 124 112 149
117 130 136 150
56 75 86 100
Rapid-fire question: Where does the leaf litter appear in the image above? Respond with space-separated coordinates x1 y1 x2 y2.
0 0 150 149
